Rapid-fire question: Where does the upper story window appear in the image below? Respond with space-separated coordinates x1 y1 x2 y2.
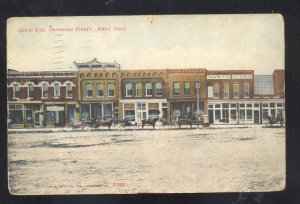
244 83 249 98
108 83 114 96
213 84 219 98
233 83 239 98
184 81 190 96
86 83 93 97
54 83 60 97
13 84 20 98
126 83 133 97
223 83 229 98
135 83 142 97
146 82 152 96
66 83 73 98
195 81 201 96
42 84 48 98
28 84 34 98
155 82 162 96
96 83 104 97
173 81 180 96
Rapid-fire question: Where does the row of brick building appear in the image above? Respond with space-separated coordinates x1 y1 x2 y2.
7 58 285 128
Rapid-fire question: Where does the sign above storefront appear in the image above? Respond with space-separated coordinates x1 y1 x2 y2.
207 75 230 79
207 74 253 80
46 106 64 111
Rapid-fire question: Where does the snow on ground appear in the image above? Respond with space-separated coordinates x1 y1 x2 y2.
8 125 285 194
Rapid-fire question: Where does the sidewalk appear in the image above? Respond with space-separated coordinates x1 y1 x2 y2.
7 124 262 134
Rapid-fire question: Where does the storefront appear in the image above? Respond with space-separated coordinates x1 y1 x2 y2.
207 100 285 124
120 99 168 123
45 104 66 127
8 102 43 128
170 100 204 120
80 102 116 122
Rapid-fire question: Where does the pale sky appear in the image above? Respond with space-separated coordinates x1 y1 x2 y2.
7 14 284 74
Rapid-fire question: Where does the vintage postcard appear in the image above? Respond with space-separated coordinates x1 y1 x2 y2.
7 14 285 194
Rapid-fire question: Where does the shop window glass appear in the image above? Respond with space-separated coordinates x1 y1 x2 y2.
81 104 90 121
135 83 142 97
270 109 276 117
239 104 245 108
215 104 221 108
247 110 252 119
240 110 245 120
230 110 236 119
254 103 260 108
222 103 229 108
247 104 252 108
124 110 135 121
67 104 76 123
277 103 283 107
263 109 268 119
215 110 221 120
103 104 113 120
9 105 23 125
230 103 237 108
148 109 160 118
270 103 275 108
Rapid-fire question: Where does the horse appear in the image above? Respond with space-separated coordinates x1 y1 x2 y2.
141 117 159 129
266 116 284 127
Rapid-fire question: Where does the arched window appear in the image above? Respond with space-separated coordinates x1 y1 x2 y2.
28 83 34 98
42 83 48 98
96 83 104 97
54 83 60 97
86 83 93 97
66 83 73 98
13 83 20 98
107 83 114 96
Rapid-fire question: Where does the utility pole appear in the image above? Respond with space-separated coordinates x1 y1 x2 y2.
197 82 200 129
